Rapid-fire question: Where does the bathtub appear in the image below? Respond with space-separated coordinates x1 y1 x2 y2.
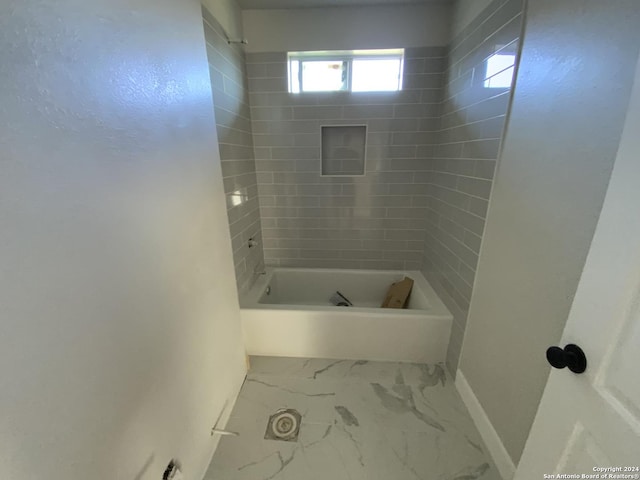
240 268 452 363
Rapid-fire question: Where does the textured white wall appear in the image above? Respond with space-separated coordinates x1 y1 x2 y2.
459 0 640 465
242 4 451 52
0 1 246 479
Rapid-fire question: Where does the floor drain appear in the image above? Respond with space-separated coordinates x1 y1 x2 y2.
264 409 301 442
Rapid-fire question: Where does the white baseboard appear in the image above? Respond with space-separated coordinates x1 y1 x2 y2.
455 370 516 480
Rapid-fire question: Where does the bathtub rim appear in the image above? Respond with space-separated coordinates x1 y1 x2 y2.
241 267 452 320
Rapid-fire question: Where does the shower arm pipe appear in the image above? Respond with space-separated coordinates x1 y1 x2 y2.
214 19 248 46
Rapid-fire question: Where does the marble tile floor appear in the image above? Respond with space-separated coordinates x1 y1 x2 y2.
204 356 499 480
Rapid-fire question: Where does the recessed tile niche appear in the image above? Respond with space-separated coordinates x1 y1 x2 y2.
321 125 366 176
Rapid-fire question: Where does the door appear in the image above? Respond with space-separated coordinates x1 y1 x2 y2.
515 55 640 477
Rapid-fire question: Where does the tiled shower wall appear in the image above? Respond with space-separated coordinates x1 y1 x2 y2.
203 7 265 293
422 0 525 371
246 48 446 269
206 0 522 318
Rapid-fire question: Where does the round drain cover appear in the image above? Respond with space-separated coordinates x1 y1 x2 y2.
271 411 298 438
264 408 302 442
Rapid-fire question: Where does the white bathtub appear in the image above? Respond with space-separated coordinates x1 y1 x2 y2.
240 268 452 363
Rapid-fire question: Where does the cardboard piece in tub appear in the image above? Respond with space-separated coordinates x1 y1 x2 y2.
381 276 414 309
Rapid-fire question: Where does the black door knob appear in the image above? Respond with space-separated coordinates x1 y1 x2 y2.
546 344 587 374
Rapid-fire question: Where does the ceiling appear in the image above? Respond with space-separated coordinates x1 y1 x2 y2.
238 0 451 9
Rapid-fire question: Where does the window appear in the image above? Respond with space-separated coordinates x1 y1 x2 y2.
288 49 404 93
484 44 517 89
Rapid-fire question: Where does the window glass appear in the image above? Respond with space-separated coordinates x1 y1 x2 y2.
301 60 347 92
352 58 402 92
287 50 404 93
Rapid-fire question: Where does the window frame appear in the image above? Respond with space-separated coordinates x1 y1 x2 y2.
288 49 405 94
